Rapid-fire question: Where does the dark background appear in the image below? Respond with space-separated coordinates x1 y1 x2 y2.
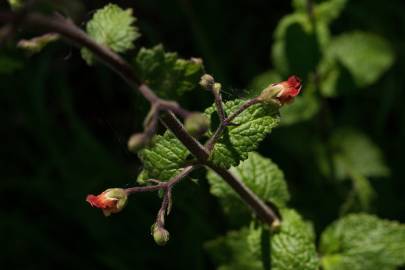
1 0 405 269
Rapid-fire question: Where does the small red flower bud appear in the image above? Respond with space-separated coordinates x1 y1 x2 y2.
257 75 302 106
86 188 128 216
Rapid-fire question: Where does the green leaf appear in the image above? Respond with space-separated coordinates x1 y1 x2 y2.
320 214 405 270
134 45 204 99
315 0 348 24
138 131 190 182
328 31 394 87
205 209 319 270
205 99 280 168
317 128 389 211
331 128 389 180
81 3 140 65
207 152 289 221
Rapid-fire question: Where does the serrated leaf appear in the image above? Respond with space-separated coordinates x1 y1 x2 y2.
207 152 289 221
320 214 405 270
134 45 204 99
205 209 319 270
328 31 394 87
81 4 140 65
138 131 190 181
205 99 280 168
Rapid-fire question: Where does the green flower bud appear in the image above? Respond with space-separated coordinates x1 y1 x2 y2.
213 82 222 93
184 113 209 136
199 74 215 90
151 224 170 246
127 133 146 153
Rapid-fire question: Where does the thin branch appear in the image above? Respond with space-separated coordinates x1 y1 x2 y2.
205 97 260 152
125 165 196 195
161 111 209 162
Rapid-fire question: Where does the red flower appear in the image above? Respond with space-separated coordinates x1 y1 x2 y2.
275 76 302 104
86 188 128 216
258 75 302 105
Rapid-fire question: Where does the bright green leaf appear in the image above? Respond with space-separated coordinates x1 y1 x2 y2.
134 45 204 99
205 99 280 168
320 214 405 270
138 131 190 182
207 152 289 220
81 3 140 65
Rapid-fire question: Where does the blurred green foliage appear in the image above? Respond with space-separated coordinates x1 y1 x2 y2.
2 0 405 269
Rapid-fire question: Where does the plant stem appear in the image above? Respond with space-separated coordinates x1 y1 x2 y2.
205 98 260 152
207 162 280 227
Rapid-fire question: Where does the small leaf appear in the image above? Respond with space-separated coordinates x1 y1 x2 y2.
207 152 289 221
134 45 204 99
138 131 190 182
81 4 140 65
320 214 405 270
205 99 280 169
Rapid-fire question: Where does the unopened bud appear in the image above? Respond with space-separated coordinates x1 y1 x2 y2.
86 188 128 217
271 219 281 232
151 224 170 246
213 82 222 93
190 57 203 65
128 133 146 153
184 113 209 136
199 74 215 90
17 33 60 54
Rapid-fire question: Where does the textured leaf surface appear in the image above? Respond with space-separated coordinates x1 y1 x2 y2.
320 214 405 270
329 31 394 87
205 99 280 168
81 4 140 65
138 132 190 181
207 152 289 220
205 209 319 270
134 45 203 99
